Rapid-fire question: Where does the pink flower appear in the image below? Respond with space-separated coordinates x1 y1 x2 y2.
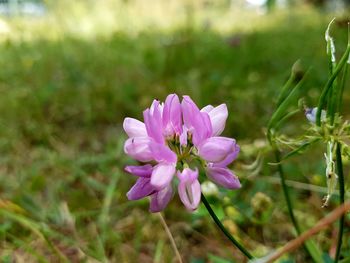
181 96 212 146
125 164 174 213
177 168 201 211
206 166 241 189
201 103 228 136
181 96 241 189
123 94 241 212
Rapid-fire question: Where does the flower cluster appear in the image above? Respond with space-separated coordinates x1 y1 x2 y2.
123 94 240 212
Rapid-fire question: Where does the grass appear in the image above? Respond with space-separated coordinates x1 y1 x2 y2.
0 1 349 261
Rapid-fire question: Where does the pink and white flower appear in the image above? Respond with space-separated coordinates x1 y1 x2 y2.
124 94 241 212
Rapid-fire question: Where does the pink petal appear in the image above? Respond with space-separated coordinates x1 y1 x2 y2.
182 95 199 130
177 168 201 211
162 94 182 136
150 163 176 190
177 167 198 181
198 137 236 163
207 104 228 136
201 105 214 113
206 167 241 189
198 112 213 143
123 117 147 138
179 125 188 146
149 184 174 212
149 142 177 164
125 164 153 178
124 137 153 162
127 177 156 200
213 144 240 167
143 100 164 144
181 96 212 145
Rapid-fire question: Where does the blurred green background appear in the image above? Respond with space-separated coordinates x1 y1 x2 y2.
0 0 349 262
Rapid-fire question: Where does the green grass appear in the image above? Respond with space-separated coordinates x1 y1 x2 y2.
0 2 349 261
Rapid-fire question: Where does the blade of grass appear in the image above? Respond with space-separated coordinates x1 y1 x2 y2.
334 142 345 263
6 232 49 263
0 208 69 262
274 109 300 130
335 61 349 114
267 69 309 135
91 222 108 262
325 18 337 125
98 169 120 233
153 239 165 263
97 170 120 262
316 44 350 126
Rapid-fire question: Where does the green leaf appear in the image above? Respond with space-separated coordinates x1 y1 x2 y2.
280 138 320 162
335 60 349 113
268 70 309 133
274 109 300 130
316 44 350 126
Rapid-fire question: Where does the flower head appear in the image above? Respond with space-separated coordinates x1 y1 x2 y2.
124 94 241 212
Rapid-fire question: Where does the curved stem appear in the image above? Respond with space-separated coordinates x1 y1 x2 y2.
201 193 254 259
335 143 345 263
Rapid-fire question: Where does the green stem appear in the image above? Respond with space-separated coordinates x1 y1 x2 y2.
274 151 301 233
335 142 345 263
201 193 254 259
275 150 323 262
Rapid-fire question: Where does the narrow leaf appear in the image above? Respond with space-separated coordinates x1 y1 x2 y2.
316 44 350 126
268 70 309 132
281 138 320 161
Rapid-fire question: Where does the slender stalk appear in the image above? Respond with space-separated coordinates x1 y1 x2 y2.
335 142 345 263
157 213 183 263
201 193 254 259
274 151 301 233
274 151 323 262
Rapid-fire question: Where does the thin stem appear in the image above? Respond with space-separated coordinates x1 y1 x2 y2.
274 151 322 262
201 193 254 259
335 143 345 263
157 212 183 263
274 151 301 233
